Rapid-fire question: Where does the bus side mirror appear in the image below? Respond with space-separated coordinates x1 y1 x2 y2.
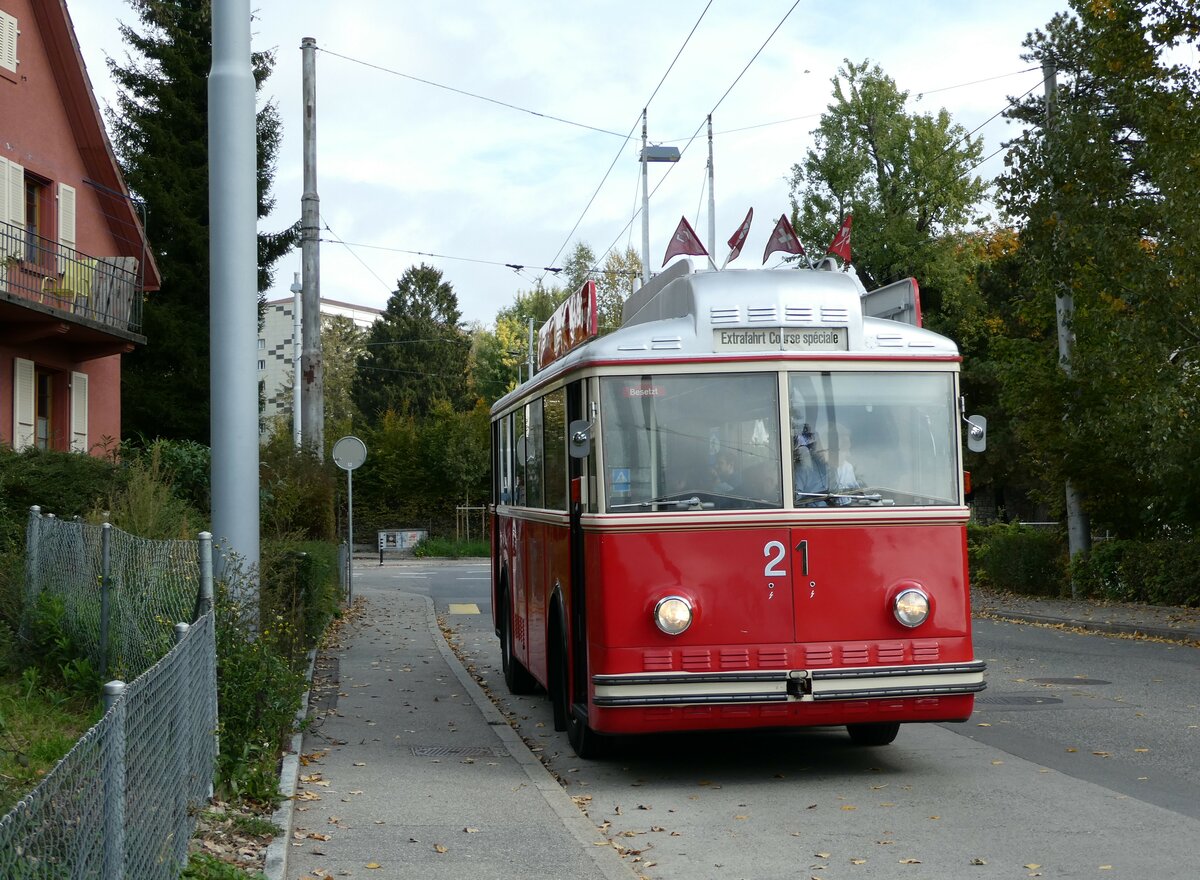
966 415 987 453
569 419 592 459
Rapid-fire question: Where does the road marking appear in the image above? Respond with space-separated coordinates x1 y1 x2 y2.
448 603 481 615
456 576 490 581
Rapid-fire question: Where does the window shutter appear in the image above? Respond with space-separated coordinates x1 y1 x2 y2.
0 11 18 73
70 371 89 453
13 358 34 451
58 183 77 272
1 158 24 261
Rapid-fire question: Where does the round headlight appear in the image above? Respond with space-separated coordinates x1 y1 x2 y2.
893 588 930 628
654 596 693 635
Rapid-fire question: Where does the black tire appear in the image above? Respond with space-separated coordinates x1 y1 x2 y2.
846 722 901 746
500 590 536 695
554 619 609 759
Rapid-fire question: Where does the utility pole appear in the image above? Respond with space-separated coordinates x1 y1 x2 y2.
706 115 716 257
301 37 325 458
209 0 260 613
1044 58 1091 576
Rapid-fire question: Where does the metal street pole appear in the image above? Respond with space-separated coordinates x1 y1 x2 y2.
209 0 260 613
706 115 716 257
301 37 325 458
640 109 650 285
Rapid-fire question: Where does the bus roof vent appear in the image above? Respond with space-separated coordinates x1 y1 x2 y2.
747 306 778 323
710 306 740 325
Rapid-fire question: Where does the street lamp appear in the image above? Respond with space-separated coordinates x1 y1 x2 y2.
639 111 681 285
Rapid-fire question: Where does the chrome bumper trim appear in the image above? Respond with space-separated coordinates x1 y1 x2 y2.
592 661 986 708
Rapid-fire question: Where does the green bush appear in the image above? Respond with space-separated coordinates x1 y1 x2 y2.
260 437 335 541
260 538 341 665
968 521 1068 596
1071 537 1200 607
413 536 489 558
213 580 307 807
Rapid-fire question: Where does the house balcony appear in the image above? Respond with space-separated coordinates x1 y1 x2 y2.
1 222 145 358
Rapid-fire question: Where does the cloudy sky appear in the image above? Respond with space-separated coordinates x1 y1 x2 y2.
69 1 1070 327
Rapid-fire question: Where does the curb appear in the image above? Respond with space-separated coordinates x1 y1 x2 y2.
978 610 1200 644
418 592 638 880
263 646 318 880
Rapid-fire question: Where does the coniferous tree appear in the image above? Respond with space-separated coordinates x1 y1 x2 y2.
109 0 296 442
353 264 471 421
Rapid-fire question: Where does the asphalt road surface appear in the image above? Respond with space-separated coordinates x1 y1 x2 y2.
371 560 1200 879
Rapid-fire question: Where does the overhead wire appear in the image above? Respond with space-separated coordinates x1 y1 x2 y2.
535 0 716 284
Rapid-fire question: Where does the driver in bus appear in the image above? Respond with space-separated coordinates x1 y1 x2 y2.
793 424 829 505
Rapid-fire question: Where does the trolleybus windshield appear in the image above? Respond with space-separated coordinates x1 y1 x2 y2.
599 370 958 511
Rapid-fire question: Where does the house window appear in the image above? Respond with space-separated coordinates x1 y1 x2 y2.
35 368 53 450
258 359 266 371
24 178 45 264
0 11 18 74
257 338 266 349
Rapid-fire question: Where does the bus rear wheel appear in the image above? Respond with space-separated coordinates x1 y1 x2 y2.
500 590 536 695
846 722 901 746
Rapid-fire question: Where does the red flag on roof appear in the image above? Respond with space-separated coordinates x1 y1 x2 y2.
762 214 805 264
725 208 754 264
827 214 853 262
663 216 708 266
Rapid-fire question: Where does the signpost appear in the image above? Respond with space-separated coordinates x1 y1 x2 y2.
332 435 367 604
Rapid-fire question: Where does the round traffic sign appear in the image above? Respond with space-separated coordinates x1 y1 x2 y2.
332 435 367 471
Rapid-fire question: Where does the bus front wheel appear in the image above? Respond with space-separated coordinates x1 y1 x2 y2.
553 620 609 759
846 722 901 746
500 590 536 695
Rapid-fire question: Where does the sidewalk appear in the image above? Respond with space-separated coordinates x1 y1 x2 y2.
972 585 1200 643
269 583 633 880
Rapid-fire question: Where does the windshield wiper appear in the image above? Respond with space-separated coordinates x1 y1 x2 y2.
795 490 887 505
610 495 715 510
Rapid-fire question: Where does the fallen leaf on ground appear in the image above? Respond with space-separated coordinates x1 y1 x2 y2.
434 843 448 854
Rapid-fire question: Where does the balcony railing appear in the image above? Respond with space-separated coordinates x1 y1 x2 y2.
1 222 143 334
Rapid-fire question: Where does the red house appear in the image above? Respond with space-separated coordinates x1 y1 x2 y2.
0 0 159 454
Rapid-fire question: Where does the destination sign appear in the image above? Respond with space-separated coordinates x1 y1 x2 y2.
713 327 848 352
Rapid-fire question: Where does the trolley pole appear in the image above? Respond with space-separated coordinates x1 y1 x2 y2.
706 115 716 257
640 109 651 285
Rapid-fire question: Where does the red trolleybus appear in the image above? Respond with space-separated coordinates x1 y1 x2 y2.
490 257 986 757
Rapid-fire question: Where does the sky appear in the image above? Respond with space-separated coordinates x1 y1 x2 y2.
67 0 1073 328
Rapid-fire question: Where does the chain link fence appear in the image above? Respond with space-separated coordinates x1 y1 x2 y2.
1 508 218 877
22 507 207 680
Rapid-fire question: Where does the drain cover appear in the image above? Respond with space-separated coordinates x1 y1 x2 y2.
411 745 505 758
976 695 1064 705
1029 677 1110 685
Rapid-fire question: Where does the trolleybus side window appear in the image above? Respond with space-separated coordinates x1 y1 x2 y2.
599 372 782 511
525 399 545 509
788 371 957 507
498 415 513 504
544 388 568 511
513 407 527 506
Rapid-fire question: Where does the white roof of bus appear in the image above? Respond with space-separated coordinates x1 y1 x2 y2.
494 261 958 413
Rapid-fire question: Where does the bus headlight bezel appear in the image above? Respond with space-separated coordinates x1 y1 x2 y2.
654 596 693 635
893 587 931 628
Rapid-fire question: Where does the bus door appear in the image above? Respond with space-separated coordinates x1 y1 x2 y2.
566 380 588 703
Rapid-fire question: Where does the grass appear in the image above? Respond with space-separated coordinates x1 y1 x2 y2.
0 670 101 814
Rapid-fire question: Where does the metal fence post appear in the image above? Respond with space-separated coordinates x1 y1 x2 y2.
196 532 214 620
22 506 42 643
100 523 112 681
173 622 191 865
103 680 126 880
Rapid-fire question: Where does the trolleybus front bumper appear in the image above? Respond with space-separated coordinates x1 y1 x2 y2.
592 661 986 707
